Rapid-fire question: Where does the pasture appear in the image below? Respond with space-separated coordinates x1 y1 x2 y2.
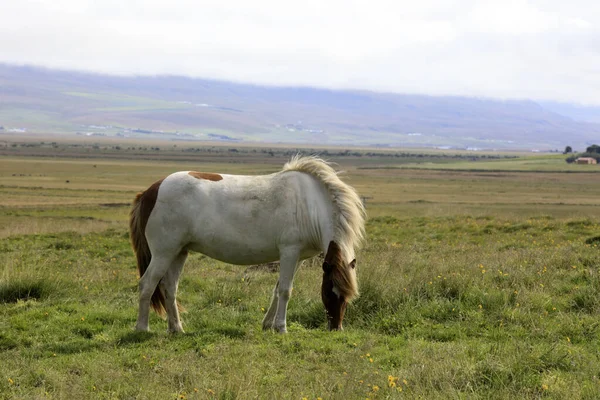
1 141 600 399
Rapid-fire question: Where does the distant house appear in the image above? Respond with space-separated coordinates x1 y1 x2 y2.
575 157 598 165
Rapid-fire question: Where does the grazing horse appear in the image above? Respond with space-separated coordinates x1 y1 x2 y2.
129 156 366 333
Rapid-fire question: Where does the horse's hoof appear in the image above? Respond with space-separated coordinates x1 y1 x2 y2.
135 325 149 332
168 323 184 334
262 319 275 331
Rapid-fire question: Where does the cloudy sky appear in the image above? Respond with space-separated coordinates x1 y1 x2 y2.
1 0 599 104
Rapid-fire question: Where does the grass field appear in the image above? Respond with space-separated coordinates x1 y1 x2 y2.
1 140 600 399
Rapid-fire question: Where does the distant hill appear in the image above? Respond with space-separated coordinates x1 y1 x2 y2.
1 63 598 150
537 101 600 124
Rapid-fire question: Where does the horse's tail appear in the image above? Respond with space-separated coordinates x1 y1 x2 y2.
129 179 166 317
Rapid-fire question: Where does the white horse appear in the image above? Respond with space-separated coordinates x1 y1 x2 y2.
129 156 366 333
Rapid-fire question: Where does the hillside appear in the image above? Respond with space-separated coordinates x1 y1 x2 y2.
537 101 600 125
1 64 598 149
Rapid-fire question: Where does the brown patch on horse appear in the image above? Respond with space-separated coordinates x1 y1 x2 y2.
188 171 223 181
129 178 167 316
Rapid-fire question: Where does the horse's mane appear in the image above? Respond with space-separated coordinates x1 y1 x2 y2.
283 155 366 299
283 156 366 255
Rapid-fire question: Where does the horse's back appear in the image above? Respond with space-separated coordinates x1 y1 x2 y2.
145 170 332 264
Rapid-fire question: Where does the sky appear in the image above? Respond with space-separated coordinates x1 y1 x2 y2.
1 0 599 105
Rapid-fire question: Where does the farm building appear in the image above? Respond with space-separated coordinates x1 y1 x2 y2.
575 157 598 164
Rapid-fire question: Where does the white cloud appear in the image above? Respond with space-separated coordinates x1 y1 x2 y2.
464 0 560 35
0 0 599 104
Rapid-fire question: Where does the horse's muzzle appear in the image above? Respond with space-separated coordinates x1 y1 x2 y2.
328 320 343 331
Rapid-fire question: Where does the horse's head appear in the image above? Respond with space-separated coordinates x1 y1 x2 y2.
321 241 357 331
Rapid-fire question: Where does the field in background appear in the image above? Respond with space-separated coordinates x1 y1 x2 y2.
1 139 600 399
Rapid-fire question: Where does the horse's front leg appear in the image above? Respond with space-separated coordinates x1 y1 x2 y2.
272 249 301 333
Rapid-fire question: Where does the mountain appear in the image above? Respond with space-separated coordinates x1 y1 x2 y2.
537 101 600 124
1 63 598 149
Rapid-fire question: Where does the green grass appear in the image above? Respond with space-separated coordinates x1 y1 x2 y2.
0 279 57 303
0 108 77 132
63 91 192 112
360 154 600 172
1 147 600 399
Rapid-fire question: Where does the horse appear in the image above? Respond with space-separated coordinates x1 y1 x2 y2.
129 155 366 333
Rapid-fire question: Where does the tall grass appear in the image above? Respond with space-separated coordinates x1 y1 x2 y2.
1 214 599 399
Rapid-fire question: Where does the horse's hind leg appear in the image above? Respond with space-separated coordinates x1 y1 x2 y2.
160 251 188 333
262 281 279 330
135 254 174 332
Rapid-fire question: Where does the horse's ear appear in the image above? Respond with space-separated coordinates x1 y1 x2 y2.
349 259 356 269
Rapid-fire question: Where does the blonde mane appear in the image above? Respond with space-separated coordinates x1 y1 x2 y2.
283 155 366 300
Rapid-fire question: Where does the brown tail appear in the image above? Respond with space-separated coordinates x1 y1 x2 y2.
129 179 166 317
